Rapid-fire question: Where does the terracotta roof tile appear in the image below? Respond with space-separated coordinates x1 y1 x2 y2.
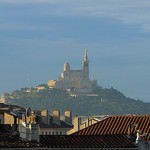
40 134 137 148
0 125 40 148
0 124 136 149
73 115 150 140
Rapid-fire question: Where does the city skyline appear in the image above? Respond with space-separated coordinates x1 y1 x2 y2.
0 0 150 101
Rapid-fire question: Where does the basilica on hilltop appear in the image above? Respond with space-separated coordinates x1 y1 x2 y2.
48 49 97 93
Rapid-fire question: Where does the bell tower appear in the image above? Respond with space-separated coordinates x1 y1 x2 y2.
83 48 89 79
0 93 6 104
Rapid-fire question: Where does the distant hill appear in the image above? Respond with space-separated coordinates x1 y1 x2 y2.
4 85 150 116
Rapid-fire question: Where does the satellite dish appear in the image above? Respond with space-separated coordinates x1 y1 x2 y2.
26 108 31 117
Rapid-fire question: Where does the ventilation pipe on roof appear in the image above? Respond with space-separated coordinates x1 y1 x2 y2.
136 130 141 144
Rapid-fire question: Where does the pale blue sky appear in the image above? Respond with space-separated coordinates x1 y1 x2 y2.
0 0 150 101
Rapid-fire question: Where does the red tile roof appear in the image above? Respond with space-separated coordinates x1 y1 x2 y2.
0 125 41 148
40 134 137 149
0 124 12 137
0 124 136 148
0 138 40 148
73 115 150 140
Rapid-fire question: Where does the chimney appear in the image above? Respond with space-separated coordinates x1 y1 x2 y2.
85 118 89 127
53 109 60 125
65 110 72 125
12 116 18 135
74 116 81 132
41 109 49 125
128 124 137 137
29 115 38 124
22 115 26 123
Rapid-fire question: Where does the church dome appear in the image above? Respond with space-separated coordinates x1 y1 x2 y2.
64 62 70 71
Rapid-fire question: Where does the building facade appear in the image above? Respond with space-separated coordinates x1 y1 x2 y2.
48 49 97 93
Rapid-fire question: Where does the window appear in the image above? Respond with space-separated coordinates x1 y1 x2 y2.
45 131 47 135
56 131 58 135
41 131 44 135
60 131 62 135
52 131 54 135
49 131 51 135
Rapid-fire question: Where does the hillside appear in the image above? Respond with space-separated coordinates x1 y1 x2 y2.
4 86 150 116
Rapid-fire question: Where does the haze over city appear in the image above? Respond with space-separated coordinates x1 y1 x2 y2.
0 0 150 102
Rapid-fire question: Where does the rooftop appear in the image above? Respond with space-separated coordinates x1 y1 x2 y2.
40 134 137 149
39 118 73 129
73 115 150 140
0 124 137 149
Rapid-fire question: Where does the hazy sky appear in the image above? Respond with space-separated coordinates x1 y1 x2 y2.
0 0 150 102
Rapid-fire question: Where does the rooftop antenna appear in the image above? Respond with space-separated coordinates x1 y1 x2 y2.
27 79 30 89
